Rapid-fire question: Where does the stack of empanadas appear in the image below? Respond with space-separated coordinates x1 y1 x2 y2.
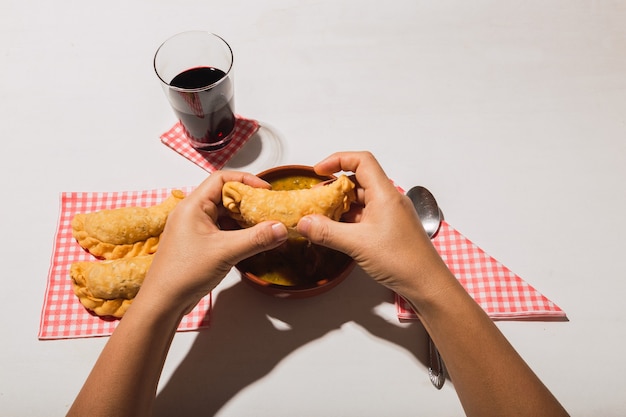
69 190 184 318
222 175 356 236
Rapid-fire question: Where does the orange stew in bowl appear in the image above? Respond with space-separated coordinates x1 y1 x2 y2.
268 175 322 190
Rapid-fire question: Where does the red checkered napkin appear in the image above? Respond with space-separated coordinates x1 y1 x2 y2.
39 187 211 340
160 115 259 172
396 220 566 320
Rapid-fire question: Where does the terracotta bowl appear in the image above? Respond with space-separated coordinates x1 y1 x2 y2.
234 165 355 298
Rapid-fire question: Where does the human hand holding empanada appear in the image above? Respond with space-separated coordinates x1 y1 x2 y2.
295 152 440 292
139 171 289 315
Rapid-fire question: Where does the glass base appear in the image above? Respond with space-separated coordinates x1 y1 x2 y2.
190 137 232 153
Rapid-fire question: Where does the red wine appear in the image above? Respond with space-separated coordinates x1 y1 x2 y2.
171 66 225 89
169 66 235 151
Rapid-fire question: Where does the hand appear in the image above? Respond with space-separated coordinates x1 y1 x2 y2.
296 151 447 297
140 171 288 314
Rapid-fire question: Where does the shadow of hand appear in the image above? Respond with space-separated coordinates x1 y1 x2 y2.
154 268 428 416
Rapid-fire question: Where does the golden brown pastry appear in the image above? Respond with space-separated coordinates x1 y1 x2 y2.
71 190 184 260
70 255 154 318
222 175 356 235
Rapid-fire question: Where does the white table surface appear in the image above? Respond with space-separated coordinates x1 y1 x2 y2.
2 0 625 415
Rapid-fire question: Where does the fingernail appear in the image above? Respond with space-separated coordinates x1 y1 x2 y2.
297 216 312 234
271 222 288 241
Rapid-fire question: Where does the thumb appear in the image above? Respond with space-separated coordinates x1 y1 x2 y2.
297 215 353 255
228 221 288 264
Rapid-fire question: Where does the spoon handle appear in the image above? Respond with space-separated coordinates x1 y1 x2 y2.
428 337 446 389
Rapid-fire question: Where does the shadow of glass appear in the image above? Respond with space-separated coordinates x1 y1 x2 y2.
224 122 285 173
154 268 429 416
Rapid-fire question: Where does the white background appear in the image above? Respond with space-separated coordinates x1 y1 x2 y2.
1 0 625 415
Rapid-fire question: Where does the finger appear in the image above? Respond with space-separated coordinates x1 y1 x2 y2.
222 221 289 265
188 171 271 207
296 215 356 256
341 204 364 223
313 151 395 194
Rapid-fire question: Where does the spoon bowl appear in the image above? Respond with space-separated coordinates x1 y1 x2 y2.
406 186 443 238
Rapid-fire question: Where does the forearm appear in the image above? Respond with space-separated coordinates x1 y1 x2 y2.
67 287 186 417
66 170 290 417
397 256 568 416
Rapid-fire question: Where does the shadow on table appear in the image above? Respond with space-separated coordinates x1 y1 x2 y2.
154 267 428 416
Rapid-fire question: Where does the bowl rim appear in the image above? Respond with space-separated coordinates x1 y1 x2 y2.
256 164 334 181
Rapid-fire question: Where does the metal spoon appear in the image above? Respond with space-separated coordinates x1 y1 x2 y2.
406 186 446 390
407 186 443 239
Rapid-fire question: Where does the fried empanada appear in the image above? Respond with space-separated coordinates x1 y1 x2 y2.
70 254 154 318
222 175 356 234
71 190 184 260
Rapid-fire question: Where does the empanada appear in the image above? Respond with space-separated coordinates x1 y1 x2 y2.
71 190 184 260
70 255 154 318
222 175 356 234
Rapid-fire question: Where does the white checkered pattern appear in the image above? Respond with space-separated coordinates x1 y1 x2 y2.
160 115 259 172
395 220 565 320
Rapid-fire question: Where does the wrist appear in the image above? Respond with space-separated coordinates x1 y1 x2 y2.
126 278 194 327
135 257 220 320
388 252 461 320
